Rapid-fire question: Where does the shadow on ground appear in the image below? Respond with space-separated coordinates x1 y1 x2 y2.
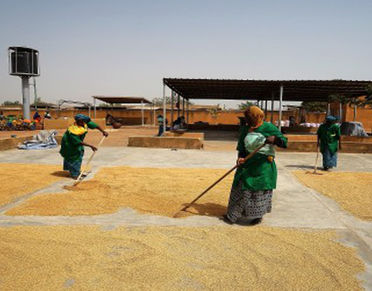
183 202 227 217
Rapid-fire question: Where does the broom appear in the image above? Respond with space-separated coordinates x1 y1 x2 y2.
173 143 266 217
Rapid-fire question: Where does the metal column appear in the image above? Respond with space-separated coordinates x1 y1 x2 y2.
94 97 97 118
186 99 190 125
270 92 274 123
21 76 31 119
182 96 185 117
141 100 144 126
170 90 174 124
163 84 166 134
264 100 268 118
177 93 180 118
278 85 283 131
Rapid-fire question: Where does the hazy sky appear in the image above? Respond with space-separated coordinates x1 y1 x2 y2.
1 0 371 108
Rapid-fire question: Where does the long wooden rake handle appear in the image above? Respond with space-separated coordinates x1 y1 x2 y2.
176 143 266 214
73 136 106 186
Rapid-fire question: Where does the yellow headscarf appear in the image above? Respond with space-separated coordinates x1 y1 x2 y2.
244 106 264 129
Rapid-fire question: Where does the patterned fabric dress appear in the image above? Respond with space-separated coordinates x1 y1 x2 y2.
226 122 287 223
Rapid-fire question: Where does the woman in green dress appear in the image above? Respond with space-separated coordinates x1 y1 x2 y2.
317 116 341 171
60 114 108 179
223 106 287 225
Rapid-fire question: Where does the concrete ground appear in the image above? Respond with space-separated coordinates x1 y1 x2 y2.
0 147 372 289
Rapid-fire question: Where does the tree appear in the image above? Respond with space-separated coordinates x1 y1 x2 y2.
238 101 254 110
301 101 327 112
152 97 171 106
2 100 21 106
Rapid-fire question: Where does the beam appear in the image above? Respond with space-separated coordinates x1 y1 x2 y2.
163 83 166 135
278 85 283 131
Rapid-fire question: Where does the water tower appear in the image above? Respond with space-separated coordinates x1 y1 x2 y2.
8 46 40 120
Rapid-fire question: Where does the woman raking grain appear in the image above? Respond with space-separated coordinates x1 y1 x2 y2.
60 114 108 179
223 106 287 225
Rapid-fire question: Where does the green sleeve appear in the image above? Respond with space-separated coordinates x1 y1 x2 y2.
87 121 98 129
237 126 248 157
265 123 288 147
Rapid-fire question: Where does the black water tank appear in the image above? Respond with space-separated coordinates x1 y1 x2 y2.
8 47 39 76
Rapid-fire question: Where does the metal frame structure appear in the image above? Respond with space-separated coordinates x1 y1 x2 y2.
162 78 372 130
58 99 92 117
92 96 152 126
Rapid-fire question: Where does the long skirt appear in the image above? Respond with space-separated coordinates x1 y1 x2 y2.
322 148 337 169
226 181 273 223
63 157 83 178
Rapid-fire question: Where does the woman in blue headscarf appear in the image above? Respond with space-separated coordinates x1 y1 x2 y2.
317 115 341 171
60 114 108 178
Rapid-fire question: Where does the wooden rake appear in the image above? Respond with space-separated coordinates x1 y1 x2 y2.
306 148 323 175
73 136 106 186
173 143 266 217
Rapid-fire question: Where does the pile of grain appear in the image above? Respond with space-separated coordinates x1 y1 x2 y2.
0 225 363 290
7 166 233 217
0 163 66 207
293 171 372 220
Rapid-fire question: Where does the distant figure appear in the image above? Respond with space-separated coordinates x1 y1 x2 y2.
33 111 41 123
44 111 52 119
60 114 108 179
172 116 186 131
289 116 296 127
317 116 341 171
0 111 4 121
157 114 165 136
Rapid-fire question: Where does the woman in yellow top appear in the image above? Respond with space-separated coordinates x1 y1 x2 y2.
60 114 108 179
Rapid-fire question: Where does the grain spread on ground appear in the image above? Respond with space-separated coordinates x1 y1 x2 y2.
0 225 364 290
7 166 233 217
0 163 66 207
293 171 372 221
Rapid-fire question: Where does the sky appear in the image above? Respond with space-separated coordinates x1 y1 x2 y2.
0 0 371 108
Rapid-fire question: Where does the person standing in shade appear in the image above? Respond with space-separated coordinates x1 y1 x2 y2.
223 106 287 225
60 114 108 179
317 115 341 171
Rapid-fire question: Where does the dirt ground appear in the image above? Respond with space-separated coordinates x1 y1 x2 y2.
0 225 364 291
293 171 372 220
7 166 233 217
0 163 66 207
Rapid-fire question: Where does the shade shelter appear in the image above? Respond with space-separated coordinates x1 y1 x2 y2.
162 78 372 131
92 96 152 126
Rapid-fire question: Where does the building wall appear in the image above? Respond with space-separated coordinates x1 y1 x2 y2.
1 106 370 132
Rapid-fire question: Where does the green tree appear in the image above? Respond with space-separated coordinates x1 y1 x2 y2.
301 101 327 112
2 100 21 106
238 101 254 110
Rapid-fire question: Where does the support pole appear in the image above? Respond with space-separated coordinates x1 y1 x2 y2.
33 77 38 111
177 93 180 118
141 100 144 126
182 96 185 117
153 103 156 126
264 99 268 118
163 84 166 134
279 85 283 131
94 97 96 119
88 106 91 118
171 90 174 125
21 76 31 120
186 99 190 125
327 102 330 116
339 102 342 121
271 92 274 123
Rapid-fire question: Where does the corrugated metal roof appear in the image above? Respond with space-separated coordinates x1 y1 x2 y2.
92 96 152 104
163 78 372 101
